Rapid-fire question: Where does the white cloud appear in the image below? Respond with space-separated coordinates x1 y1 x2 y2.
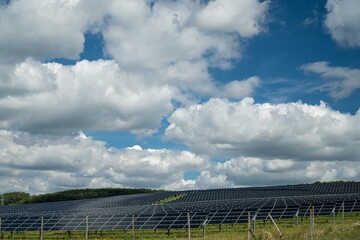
103 0 242 70
165 97 360 161
301 61 360 99
0 0 269 136
159 60 215 94
212 157 360 187
0 59 57 98
325 0 360 47
220 76 260 99
1 128 359 194
195 0 269 37
0 0 107 63
0 130 207 194
0 58 259 135
163 156 360 190
0 59 176 134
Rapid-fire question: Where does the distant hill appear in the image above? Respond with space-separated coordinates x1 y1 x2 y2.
2 181 354 206
1 188 164 205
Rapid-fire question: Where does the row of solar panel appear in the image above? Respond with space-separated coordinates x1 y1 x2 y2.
1 200 359 232
171 182 360 203
1 192 359 218
1 182 359 216
0 191 179 215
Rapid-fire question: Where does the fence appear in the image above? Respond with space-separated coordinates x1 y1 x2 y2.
1 206 360 239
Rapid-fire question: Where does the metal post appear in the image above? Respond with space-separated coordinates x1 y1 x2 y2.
132 214 135 240
203 218 207 239
85 215 88 240
248 212 250 240
252 213 257 234
295 210 299 226
40 216 43 240
187 212 191 240
0 217 2 240
342 202 345 230
332 206 335 224
310 206 314 240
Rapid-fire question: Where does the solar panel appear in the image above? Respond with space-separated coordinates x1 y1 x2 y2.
0 182 360 231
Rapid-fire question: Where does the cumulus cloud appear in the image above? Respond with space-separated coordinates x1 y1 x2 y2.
163 156 360 190
0 58 259 135
0 59 175 134
159 60 215 94
165 97 360 161
325 0 360 47
195 0 269 37
0 0 269 136
220 76 260 99
103 0 269 70
301 61 360 99
0 0 107 63
0 130 207 193
1 127 358 194
0 0 270 67
103 0 238 70
209 157 360 187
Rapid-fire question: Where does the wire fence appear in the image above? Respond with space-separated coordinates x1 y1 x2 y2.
1 207 360 239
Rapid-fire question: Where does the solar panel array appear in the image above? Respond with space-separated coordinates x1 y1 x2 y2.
1 182 359 231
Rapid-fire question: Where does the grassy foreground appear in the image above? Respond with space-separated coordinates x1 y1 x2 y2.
1 213 360 239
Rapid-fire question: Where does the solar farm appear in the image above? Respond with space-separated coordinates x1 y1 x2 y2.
0 182 359 236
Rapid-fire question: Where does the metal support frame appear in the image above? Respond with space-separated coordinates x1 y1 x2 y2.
295 209 299 226
187 213 191 240
132 215 135 240
202 218 207 239
310 206 314 240
268 213 282 238
342 202 345 230
40 216 44 240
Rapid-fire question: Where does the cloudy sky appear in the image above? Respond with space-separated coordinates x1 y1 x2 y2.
0 0 359 194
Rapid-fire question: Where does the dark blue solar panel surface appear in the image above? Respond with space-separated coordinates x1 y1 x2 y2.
0 182 359 231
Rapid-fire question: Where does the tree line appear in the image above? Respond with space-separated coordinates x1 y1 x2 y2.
1 188 163 205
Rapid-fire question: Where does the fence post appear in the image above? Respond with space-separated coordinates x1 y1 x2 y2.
310 206 315 240
342 202 345 230
248 212 250 240
187 212 191 240
332 206 335 224
0 217 2 240
203 218 207 239
132 214 135 240
85 215 88 240
295 210 299 226
40 216 43 240
252 213 257 234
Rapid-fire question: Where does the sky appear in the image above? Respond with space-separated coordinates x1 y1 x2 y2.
0 0 360 194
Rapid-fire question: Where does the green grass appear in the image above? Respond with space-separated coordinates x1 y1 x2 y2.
1 213 360 239
152 193 187 205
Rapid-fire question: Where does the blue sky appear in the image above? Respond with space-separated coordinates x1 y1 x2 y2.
0 0 359 193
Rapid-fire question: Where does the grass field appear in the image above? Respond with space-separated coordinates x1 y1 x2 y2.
1 213 360 239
